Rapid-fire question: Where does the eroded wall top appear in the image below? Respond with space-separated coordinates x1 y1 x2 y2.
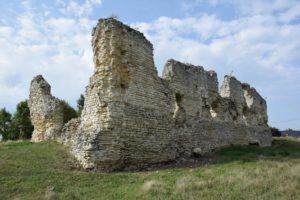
28 75 64 142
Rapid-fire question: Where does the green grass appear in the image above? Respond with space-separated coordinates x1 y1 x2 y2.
1 138 300 200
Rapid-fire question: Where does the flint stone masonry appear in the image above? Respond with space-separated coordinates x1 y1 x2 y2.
29 18 272 171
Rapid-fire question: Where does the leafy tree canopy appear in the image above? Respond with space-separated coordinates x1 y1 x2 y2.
76 94 85 116
0 100 33 140
0 108 12 139
61 100 78 124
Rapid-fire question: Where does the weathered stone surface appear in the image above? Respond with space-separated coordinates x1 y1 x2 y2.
29 18 272 171
28 75 64 142
67 18 175 171
220 75 247 122
242 83 268 126
163 59 219 119
59 118 81 146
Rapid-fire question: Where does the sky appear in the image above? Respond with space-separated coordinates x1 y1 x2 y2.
0 0 300 130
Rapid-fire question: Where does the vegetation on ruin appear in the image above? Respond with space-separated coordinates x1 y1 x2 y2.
1 137 300 200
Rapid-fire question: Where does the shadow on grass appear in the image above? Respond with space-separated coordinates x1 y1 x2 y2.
112 138 300 172
216 138 300 164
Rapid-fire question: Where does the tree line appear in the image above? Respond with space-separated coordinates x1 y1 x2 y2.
0 94 84 141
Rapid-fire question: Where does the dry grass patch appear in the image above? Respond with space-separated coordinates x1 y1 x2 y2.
141 180 167 194
175 176 199 193
175 175 215 196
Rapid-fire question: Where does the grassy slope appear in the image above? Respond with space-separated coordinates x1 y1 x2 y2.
1 138 300 200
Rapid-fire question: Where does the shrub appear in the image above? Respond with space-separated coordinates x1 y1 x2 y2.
271 127 281 137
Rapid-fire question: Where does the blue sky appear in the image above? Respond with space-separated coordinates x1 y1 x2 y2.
0 0 300 130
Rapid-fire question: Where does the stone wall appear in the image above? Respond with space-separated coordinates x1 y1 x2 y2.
29 18 272 171
162 60 271 158
28 75 64 142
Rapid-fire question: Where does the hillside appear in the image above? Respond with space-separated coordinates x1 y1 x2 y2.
1 138 300 200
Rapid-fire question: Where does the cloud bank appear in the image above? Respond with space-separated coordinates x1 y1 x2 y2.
0 0 100 111
0 0 299 129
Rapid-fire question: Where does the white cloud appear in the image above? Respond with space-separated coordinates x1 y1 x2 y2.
0 26 13 37
0 0 299 129
0 1 98 111
58 0 102 17
17 14 44 42
134 6 300 129
135 13 300 79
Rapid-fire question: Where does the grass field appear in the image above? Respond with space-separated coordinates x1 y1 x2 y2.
1 138 300 200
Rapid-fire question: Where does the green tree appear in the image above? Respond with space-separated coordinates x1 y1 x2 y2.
270 127 281 137
5 120 19 140
76 94 85 115
1 101 33 140
0 108 12 140
13 100 34 139
61 100 78 124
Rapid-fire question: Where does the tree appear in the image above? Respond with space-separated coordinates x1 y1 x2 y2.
286 128 294 137
12 100 34 139
5 120 19 140
1 100 34 140
270 127 281 137
61 100 78 124
0 108 12 140
76 94 85 115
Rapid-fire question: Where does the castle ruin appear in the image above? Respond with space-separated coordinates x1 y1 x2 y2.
28 18 272 171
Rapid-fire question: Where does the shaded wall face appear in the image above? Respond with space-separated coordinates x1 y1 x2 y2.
242 85 268 126
161 63 271 157
116 30 178 165
219 76 269 126
163 60 219 119
220 76 247 123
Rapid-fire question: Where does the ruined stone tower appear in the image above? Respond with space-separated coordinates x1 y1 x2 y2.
29 75 64 142
28 18 272 171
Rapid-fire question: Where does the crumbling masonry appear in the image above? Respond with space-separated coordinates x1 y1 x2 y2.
28 18 272 171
